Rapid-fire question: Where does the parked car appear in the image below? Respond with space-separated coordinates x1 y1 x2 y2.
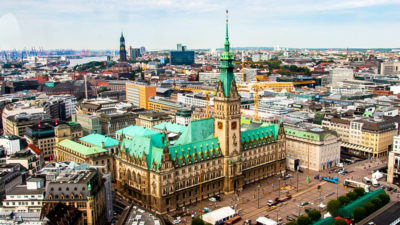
267 200 274 206
286 216 296 221
300 202 309 206
173 220 181 224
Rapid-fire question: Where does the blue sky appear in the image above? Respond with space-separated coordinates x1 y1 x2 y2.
1 0 400 50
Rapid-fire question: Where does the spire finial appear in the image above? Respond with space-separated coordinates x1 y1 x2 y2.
225 10 229 41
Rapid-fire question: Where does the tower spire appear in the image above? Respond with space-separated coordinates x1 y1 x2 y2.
225 10 230 52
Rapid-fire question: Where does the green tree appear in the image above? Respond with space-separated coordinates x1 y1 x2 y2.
371 198 382 208
313 112 325 125
346 191 358 201
327 200 341 217
353 207 366 222
297 215 311 225
363 202 376 215
334 219 348 225
286 222 298 225
338 195 350 206
307 209 321 221
191 217 204 225
353 187 365 197
378 193 390 205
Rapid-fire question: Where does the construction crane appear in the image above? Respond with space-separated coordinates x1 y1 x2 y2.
171 86 216 118
241 51 245 82
244 80 316 121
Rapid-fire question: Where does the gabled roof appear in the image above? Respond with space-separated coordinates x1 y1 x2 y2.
174 118 214 146
58 140 107 156
169 137 220 166
153 122 187 134
116 125 159 138
79 133 119 148
120 133 166 171
27 144 41 155
241 123 279 144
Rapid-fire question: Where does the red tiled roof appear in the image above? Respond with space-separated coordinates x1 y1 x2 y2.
27 144 41 155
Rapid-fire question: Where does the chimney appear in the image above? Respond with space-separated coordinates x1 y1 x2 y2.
84 74 88 100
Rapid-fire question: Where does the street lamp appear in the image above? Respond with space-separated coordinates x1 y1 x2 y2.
296 170 299 192
278 178 281 198
257 183 261 209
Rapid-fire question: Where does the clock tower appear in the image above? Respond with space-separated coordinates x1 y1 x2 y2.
214 10 243 193
120 32 127 62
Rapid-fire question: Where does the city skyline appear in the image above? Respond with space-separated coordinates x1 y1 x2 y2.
1 0 400 50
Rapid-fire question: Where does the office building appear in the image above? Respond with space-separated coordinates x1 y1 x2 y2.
7 148 44 175
135 111 173 129
175 109 192 126
114 16 286 214
322 117 396 158
54 139 112 175
380 61 400 75
285 126 340 171
177 93 214 108
387 135 400 184
44 168 107 225
0 178 45 213
42 95 77 120
0 135 21 155
148 96 184 112
125 81 156 109
170 51 194 65
2 101 45 135
328 68 353 84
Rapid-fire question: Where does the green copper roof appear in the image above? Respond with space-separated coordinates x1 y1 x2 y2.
284 127 333 142
58 139 107 156
116 125 160 138
219 11 235 97
174 118 214 146
169 137 220 166
120 133 166 171
241 124 278 145
153 122 187 134
79 133 119 148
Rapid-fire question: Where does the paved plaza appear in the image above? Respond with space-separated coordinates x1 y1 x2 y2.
170 158 399 224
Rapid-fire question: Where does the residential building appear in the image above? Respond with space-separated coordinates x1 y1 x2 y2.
285 127 340 171
322 117 396 158
125 81 156 109
115 18 286 214
328 68 353 84
25 122 59 161
1 178 45 213
43 169 107 225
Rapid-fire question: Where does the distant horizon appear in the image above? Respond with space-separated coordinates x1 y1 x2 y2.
1 0 400 50
2 47 400 52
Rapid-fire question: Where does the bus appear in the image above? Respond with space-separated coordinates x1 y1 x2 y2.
343 179 370 192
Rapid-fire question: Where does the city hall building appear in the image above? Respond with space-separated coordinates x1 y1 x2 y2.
115 14 287 214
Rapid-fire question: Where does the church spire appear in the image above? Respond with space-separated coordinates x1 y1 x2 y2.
218 9 236 98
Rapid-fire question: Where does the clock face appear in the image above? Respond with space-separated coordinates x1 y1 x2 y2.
218 122 223 129
121 46 125 51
